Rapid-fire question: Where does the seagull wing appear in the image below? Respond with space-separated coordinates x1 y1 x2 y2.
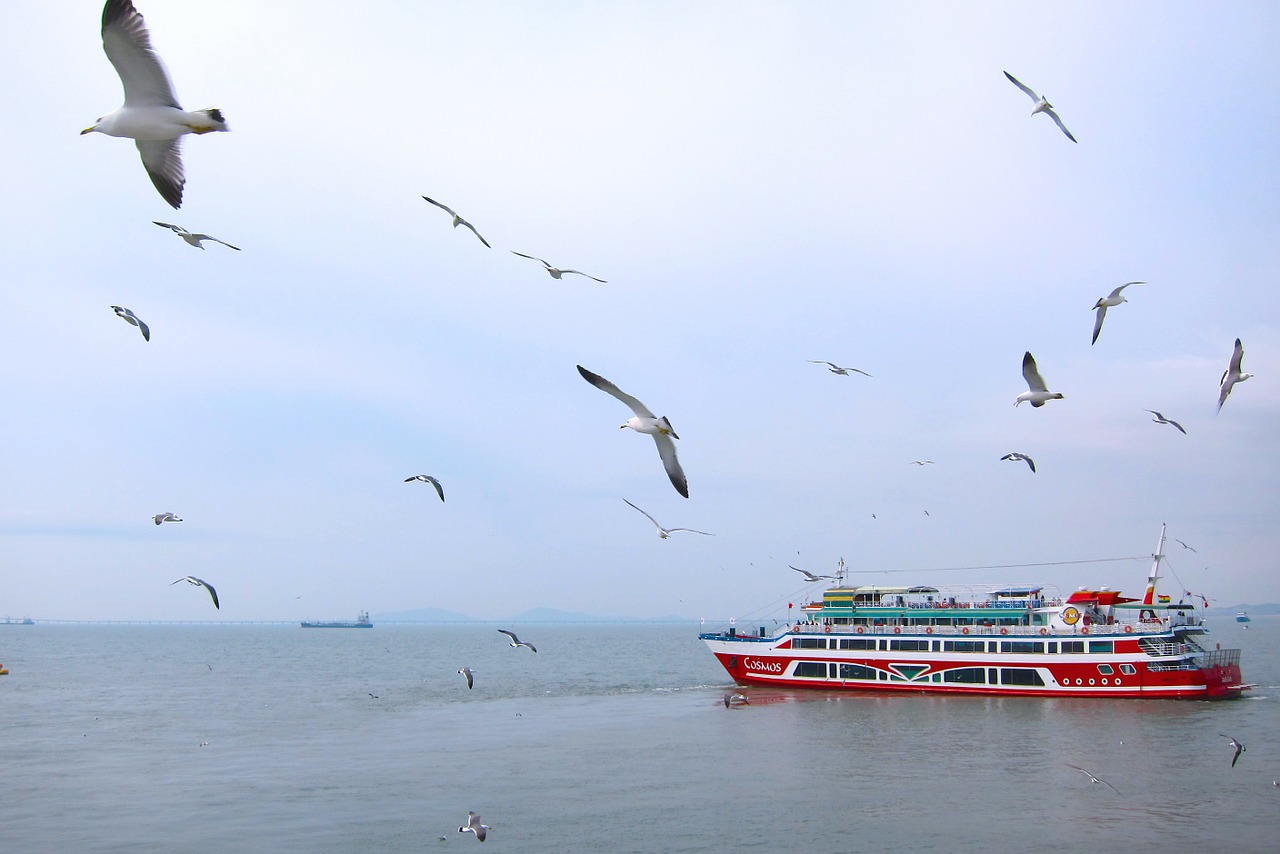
1022 352 1048 392
459 668 473 689
1109 281 1142 300
197 578 219 609
102 0 180 108
194 234 240 251
498 629 522 644
622 498 663 531
1229 338 1245 374
560 269 608 283
153 221 187 235
460 221 490 248
425 476 444 502
791 565 820 582
1168 419 1186 435
1091 304 1107 345
1022 455 1036 472
1003 71 1040 103
136 139 184 209
1045 107 1077 142
652 432 689 498
576 365 657 418
136 316 150 341
666 528 714 536
511 250 551 267
420 195 457 217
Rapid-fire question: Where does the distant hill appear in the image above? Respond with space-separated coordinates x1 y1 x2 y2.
1205 604 1280 617
372 606 476 622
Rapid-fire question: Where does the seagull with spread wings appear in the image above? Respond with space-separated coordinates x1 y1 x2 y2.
1004 71 1077 142
577 365 688 497
622 498 713 539
153 221 240 251
1015 352 1064 408
421 196 491 248
512 251 606 282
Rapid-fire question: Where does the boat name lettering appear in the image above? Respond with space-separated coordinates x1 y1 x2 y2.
744 657 784 673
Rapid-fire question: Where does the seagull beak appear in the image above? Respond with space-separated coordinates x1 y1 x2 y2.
80 127 95 135
619 423 628 429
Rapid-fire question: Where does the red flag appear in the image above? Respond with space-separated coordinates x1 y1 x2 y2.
788 602 793 609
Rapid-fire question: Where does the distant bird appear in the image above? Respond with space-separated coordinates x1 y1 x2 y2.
170 575 219 609
1001 452 1036 473
153 221 240 250
1217 338 1253 413
458 667 474 689
622 498 713 539
1090 282 1143 345
152 512 182 525
82 0 230 208
790 566 833 583
723 691 750 708
498 629 537 653
511 251 606 282
111 305 150 341
909 460 934 466
1004 71 1077 142
577 365 688 497
421 196 490 248
1015 351 1064 407
1066 764 1120 794
368 692 379 699
808 360 871 377
1146 410 1186 435
1220 734 1246 767
1175 539 1197 553
404 475 445 502
459 811 489 842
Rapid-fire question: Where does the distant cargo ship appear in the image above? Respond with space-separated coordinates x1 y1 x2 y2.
301 610 372 629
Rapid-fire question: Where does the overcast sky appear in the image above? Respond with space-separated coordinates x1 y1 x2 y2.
1 1 1276 622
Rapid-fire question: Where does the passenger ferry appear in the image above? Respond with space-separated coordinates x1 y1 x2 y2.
702 526 1247 700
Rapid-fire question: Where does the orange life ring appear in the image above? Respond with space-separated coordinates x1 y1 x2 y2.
925 627 934 635
1124 625 1133 633
824 624 831 633
999 628 1009 635
893 626 901 634
1039 628 1048 636
1081 627 1090 635
856 626 865 634
961 627 970 635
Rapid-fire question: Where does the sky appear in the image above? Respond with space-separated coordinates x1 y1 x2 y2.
0 1 1277 622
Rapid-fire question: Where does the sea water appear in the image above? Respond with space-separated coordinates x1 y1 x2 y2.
1 619 1276 852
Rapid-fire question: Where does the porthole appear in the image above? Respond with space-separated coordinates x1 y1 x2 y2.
1101 678 1108 685
1088 678 1095 685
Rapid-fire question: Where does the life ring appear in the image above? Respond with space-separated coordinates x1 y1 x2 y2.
999 628 1009 635
961 627 970 635
856 626 865 634
1061 606 1081 626
1124 625 1133 633
824 624 831 633
925 627 934 635
893 626 901 634
1038 628 1048 636
1080 627 1089 635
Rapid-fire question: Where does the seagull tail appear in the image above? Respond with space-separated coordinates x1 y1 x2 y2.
194 109 230 133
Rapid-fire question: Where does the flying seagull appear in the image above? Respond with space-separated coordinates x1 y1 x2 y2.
404 475 445 502
82 0 230 208
421 196 491 248
622 498 713 539
152 511 182 525
458 667 474 689
111 305 150 341
808 360 871 377
153 221 240 251
1220 734 1246 767
1004 71 1077 142
497 629 537 653
511 251 606 282
723 691 750 708
1175 539 1197 553
459 811 489 842
790 565 834 583
1217 338 1253 413
576 365 688 497
1065 764 1120 794
1091 282 1144 345
909 460 934 466
170 575 219 609
1015 351 1064 407
1001 452 1036 473
1145 410 1186 435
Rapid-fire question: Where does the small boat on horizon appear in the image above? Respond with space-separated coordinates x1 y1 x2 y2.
1236 611 1250 623
301 610 372 629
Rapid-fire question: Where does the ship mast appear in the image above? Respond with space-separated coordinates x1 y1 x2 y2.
1141 523 1167 606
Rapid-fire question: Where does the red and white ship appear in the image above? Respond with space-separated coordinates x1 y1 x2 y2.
702 526 1247 699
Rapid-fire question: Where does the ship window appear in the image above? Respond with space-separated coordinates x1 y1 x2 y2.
889 640 929 652
1088 641 1114 654
838 638 876 650
943 668 985 684
839 663 875 680
1000 668 1045 686
1047 642 1058 653
829 663 839 678
795 638 826 649
943 641 985 653
1096 664 1114 675
794 662 827 678
988 643 998 653
1060 641 1084 654
1000 641 1044 654
1119 664 1136 675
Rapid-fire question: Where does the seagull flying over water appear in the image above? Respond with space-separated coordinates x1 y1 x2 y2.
1217 338 1253 413
808 360 871 377
577 365 688 498
111 305 150 341
790 566 834 583
152 511 182 525
153 221 240 251
1220 734 1246 767
82 0 230 208
170 575 219 609
1065 764 1120 794
458 667 474 689
1001 452 1036 473
723 691 750 708
1091 282 1143 345
1145 410 1186 435
1015 352 1064 407
421 196 490 248
459 811 489 842
404 475 445 502
1004 71 1077 143
622 498 713 539
498 629 537 653
511 251 606 282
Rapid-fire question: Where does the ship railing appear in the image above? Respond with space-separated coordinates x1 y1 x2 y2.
785 623 1158 637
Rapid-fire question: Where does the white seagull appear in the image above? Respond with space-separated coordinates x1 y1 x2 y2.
170 576 219 609
808 360 871 377
1175 539 1197 553
1015 352 1064 407
152 511 182 525
790 565 834 583
153 221 240 251
497 629 537 653
458 667 474 689
82 0 230 208
1145 410 1186 435
511 251 606 282
577 365 688 498
404 475 445 502
421 196 490 248
622 498 713 539
1004 71 1077 143
1001 452 1036 473
1065 764 1120 794
459 811 489 842
1217 338 1253 412
909 460 934 466
111 305 150 341
1091 282 1144 345
1220 734 1246 767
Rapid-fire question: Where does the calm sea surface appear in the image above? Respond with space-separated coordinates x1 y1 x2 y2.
1 619 1276 852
